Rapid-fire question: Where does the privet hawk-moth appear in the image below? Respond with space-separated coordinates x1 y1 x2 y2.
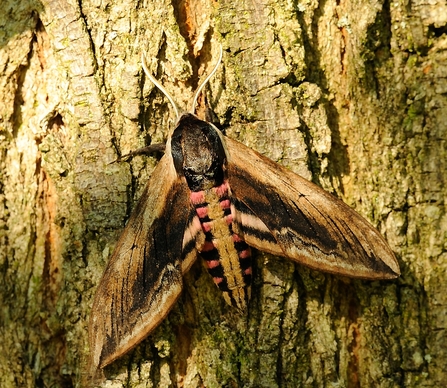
88 47 400 375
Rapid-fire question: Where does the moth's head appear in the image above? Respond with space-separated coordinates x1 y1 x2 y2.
141 47 225 191
171 113 226 191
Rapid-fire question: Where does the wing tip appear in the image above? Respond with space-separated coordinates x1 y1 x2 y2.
377 250 401 279
372 268 400 280
379 264 401 280
351 257 400 281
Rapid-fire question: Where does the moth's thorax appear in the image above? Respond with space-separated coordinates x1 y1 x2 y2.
171 113 227 191
190 181 252 310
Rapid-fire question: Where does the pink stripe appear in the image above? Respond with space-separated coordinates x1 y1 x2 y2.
201 241 215 252
244 267 252 275
214 182 229 197
238 249 251 259
220 199 231 209
226 214 233 224
196 206 208 218
206 260 220 269
202 222 211 233
233 234 243 242
190 191 205 205
213 277 224 284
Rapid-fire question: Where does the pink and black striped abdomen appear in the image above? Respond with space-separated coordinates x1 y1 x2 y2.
190 181 252 310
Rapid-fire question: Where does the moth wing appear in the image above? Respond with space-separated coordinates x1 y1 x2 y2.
225 137 400 280
89 153 202 372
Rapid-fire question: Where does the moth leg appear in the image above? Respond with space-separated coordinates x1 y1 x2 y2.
113 143 166 163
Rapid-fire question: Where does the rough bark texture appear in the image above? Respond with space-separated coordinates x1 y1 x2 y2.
1 0 446 387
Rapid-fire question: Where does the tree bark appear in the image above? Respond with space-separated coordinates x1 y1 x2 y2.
1 0 446 386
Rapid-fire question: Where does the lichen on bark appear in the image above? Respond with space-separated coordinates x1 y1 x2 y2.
1 0 446 387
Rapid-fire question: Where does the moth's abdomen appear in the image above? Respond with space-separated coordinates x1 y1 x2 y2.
190 181 252 310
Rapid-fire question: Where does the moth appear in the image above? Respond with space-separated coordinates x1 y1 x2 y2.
89 47 400 375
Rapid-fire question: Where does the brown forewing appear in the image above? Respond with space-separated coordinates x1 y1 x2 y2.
88 152 196 375
225 137 400 280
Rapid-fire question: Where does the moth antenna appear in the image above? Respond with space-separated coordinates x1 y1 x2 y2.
141 51 180 119
190 45 223 114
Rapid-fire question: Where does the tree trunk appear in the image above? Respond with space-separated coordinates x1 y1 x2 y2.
1 0 446 386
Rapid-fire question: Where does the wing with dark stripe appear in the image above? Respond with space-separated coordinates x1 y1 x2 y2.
225 137 400 280
89 153 197 373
